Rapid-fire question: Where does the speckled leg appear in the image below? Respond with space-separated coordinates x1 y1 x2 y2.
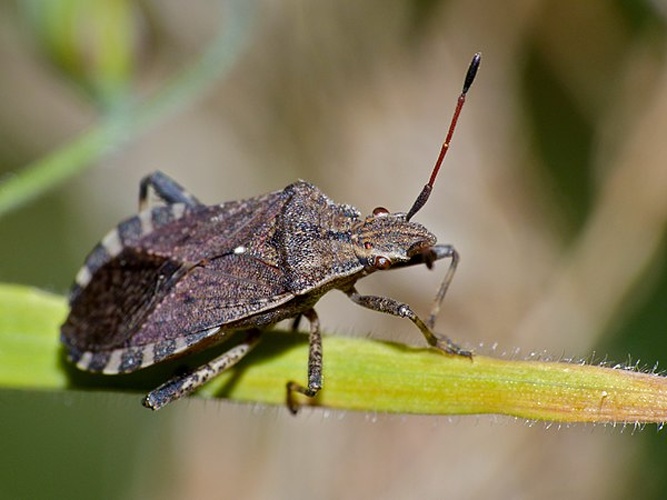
143 330 261 410
138 171 202 210
286 308 323 414
345 287 471 358
425 245 459 329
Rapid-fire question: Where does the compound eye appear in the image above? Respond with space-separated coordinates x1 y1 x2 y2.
372 255 391 270
372 206 390 217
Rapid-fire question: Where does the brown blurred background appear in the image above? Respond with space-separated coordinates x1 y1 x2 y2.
2 1 667 499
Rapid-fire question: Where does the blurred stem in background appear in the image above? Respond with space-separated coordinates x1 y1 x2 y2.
0 0 254 217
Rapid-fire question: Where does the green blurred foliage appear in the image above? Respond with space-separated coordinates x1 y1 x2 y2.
523 47 594 235
21 0 140 108
1 390 168 500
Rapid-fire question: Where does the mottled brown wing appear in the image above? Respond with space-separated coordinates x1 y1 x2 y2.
126 252 294 346
136 189 289 263
61 188 298 372
61 249 294 373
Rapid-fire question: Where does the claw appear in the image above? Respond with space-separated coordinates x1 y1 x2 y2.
435 337 473 359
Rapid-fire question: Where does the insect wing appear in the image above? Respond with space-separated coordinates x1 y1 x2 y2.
62 189 296 373
133 190 282 260
127 251 295 346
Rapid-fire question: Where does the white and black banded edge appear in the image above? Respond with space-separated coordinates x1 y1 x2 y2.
66 326 222 374
69 203 189 302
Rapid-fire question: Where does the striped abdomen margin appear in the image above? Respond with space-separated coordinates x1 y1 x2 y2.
69 203 190 302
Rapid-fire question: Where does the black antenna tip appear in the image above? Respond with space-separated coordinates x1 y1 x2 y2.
462 52 481 94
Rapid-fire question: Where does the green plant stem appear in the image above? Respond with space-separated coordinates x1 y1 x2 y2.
0 0 254 217
2 283 667 423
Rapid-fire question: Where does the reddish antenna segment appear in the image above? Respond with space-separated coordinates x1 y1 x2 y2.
405 52 481 221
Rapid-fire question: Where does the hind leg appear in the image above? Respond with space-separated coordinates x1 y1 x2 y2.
143 330 261 410
139 171 202 210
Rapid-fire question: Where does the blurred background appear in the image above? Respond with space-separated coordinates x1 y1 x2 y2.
1 0 667 498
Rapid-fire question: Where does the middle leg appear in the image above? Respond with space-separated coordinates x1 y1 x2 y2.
286 308 323 414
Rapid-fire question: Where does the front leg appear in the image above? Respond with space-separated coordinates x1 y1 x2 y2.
385 244 459 330
286 308 323 414
345 287 472 358
426 245 459 330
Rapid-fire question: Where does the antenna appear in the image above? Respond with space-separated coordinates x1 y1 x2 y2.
405 52 481 221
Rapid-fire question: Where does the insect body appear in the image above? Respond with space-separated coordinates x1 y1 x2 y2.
61 53 481 412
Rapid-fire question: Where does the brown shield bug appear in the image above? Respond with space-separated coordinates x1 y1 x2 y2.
61 53 481 412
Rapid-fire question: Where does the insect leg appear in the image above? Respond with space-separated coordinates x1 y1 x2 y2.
286 308 323 414
139 171 202 211
290 313 303 332
142 329 261 410
345 287 472 358
426 244 458 329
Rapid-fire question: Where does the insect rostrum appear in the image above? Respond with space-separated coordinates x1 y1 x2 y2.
61 53 481 412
